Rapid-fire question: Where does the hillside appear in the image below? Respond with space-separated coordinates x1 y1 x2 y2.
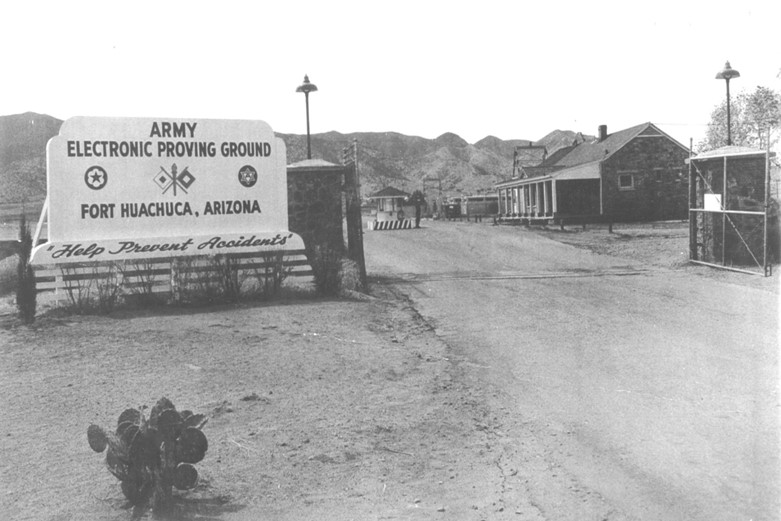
277 129 574 198
0 112 584 204
0 112 62 204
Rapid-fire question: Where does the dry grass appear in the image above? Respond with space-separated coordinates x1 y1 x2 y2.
536 221 690 268
533 220 780 293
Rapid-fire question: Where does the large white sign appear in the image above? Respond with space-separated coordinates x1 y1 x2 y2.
31 117 303 264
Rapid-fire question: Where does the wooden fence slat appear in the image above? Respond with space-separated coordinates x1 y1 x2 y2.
32 250 314 304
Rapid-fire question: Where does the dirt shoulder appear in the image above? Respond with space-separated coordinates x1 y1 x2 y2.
0 284 518 521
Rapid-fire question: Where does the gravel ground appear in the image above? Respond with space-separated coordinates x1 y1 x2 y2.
0 219 777 520
532 220 779 294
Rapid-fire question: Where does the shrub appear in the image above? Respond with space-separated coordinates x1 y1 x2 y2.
0 255 16 295
121 260 165 307
213 255 246 302
171 256 248 305
55 251 298 311
339 258 363 293
61 264 96 314
249 250 291 300
94 263 124 313
170 257 198 305
59 262 122 314
170 257 221 306
307 244 342 296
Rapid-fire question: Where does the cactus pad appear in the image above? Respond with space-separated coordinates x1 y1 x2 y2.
117 408 141 427
173 463 199 490
157 409 183 439
87 424 108 453
175 427 208 464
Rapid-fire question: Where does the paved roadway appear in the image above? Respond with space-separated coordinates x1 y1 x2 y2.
363 219 779 521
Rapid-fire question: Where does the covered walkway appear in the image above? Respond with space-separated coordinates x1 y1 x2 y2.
496 161 603 224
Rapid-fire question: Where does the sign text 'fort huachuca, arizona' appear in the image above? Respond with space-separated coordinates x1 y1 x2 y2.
30 117 303 265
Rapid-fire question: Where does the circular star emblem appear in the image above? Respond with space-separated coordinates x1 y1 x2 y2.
238 165 257 188
84 166 108 190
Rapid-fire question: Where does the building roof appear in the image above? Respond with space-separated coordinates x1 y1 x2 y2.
287 158 342 169
687 145 776 162
518 123 666 178
368 186 410 199
539 145 578 166
519 165 566 178
548 122 654 167
551 160 601 181
496 160 601 188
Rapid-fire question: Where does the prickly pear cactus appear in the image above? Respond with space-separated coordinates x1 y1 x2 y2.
87 398 209 516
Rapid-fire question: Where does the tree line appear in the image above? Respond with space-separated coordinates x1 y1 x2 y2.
699 85 781 153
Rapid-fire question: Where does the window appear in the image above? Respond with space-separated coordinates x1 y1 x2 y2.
618 174 634 191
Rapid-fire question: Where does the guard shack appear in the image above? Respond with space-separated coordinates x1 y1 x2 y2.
367 187 412 230
687 146 777 276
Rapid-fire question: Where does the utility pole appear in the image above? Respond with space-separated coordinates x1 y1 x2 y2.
296 75 318 159
342 139 367 289
715 62 740 146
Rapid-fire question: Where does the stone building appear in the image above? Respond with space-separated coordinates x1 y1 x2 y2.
496 122 689 224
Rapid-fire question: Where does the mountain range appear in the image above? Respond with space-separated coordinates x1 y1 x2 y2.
0 112 590 204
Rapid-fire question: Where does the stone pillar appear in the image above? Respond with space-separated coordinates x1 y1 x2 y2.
287 162 345 254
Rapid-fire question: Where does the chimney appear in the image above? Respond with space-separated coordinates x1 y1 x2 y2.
598 125 607 142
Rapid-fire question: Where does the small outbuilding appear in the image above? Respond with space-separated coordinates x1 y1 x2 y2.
367 186 413 230
686 145 777 276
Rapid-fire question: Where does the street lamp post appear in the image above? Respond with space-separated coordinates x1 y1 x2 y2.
296 74 318 159
715 61 740 146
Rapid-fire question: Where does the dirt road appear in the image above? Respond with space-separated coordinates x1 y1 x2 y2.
1 219 778 520
364 219 780 521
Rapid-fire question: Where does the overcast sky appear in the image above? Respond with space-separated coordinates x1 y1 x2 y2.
2 0 779 147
